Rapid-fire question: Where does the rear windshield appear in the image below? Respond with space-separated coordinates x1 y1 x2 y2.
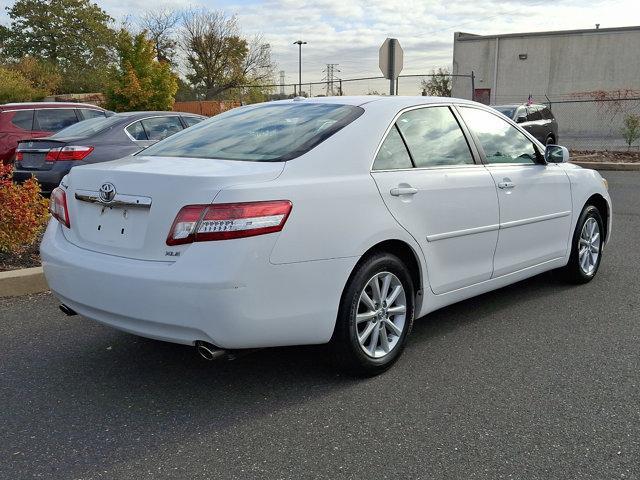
51 115 123 139
492 106 516 119
141 103 364 162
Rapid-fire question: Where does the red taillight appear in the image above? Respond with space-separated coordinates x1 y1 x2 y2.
166 200 292 246
45 146 94 162
50 187 70 228
15 151 23 161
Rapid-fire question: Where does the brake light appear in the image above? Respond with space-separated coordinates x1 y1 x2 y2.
166 200 292 246
50 187 70 228
15 151 23 161
45 146 94 162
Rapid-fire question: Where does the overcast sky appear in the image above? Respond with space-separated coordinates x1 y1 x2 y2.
1 0 636 87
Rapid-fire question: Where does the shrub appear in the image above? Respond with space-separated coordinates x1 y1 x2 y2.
0 66 42 103
622 114 640 148
0 164 49 254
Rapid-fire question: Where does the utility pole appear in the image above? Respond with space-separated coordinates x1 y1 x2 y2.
322 64 340 96
293 40 307 96
279 70 285 96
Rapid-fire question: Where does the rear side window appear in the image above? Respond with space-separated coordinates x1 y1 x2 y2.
527 107 542 121
540 107 554 120
9 110 34 130
142 103 365 162
183 116 204 127
141 116 184 141
126 121 147 141
79 108 106 120
396 107 474 167
35 109 79 132
373 126 413 170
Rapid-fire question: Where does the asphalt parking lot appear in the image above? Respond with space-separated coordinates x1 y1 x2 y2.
1 170 639 480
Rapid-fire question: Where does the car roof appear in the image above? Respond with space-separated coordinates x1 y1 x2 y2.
269 95 481 109
491 103 547 108
112 111 204 118
0 102 105 111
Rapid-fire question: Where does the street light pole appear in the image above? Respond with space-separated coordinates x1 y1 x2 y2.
293 40 307 96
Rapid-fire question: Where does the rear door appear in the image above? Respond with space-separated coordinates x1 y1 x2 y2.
371 105 500 295
458 106 572 277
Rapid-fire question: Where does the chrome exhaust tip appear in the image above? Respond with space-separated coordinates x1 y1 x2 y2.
59 304 77 316
195 341 226 361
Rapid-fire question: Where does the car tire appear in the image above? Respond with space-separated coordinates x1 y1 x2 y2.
560 205 604 284
330 252 415 376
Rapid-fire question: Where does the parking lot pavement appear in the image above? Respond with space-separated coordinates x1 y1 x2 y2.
1 171 639 480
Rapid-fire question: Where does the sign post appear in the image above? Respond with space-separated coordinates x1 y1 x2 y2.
379 38 404 95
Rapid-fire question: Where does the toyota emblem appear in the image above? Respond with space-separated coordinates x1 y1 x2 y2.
99 182 116 203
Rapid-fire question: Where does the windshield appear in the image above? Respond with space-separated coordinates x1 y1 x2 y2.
142 103 364 162
51 115 123 139
492 106 516 119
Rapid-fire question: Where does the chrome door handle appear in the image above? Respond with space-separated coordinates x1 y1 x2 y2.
498 181 515 189
390 187 418 196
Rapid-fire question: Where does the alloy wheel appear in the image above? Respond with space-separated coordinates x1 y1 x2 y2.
578 217 601 275
356 272 407 358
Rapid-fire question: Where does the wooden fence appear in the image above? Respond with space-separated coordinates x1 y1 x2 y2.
172 101 240 117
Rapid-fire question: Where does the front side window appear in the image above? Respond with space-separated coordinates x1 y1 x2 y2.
396 107 474 168
183 116 204 127
527 107 542 121
141 116 184 141
373 126 413 170
80 108 106 120
142 103 364 162
460 107 538 165
35 109 79 132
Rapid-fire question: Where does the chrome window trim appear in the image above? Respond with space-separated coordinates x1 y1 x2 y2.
370 103 480 172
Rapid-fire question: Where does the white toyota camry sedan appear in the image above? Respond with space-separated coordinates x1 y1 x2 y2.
42 96 612 375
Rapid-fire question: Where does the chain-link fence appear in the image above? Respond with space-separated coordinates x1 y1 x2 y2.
546 98 640 152
210 73 475 104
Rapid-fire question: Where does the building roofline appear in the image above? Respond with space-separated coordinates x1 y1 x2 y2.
455 25 640 41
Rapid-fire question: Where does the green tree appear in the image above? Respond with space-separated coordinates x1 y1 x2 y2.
11 57 62 95
622 113 640 148
2 0 116 92
105 30 178 111
421 67 452 97
0 66 44 102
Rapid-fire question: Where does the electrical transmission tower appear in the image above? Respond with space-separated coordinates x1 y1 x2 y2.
279 70 285 95
322 64 340 96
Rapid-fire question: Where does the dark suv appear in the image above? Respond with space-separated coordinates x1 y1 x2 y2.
492 104 558 145
0 102 109 164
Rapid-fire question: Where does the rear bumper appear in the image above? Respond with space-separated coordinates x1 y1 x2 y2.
13 169 65 194
41 221 358 349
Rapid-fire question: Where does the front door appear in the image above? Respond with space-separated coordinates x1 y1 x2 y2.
371 105 500 295
457 106 572 277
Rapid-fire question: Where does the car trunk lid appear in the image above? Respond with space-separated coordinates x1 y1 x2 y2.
16 138 69 170
61 155 285 261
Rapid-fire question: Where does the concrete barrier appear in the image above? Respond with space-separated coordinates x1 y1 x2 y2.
0 267 48 298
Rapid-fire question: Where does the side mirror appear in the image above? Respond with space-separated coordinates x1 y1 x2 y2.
545 145 569 163
516 115 527 123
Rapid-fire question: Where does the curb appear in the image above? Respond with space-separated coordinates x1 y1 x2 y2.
0 267 48 298
571 161 640 171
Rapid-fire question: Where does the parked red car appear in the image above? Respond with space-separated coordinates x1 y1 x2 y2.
0 102 110 164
